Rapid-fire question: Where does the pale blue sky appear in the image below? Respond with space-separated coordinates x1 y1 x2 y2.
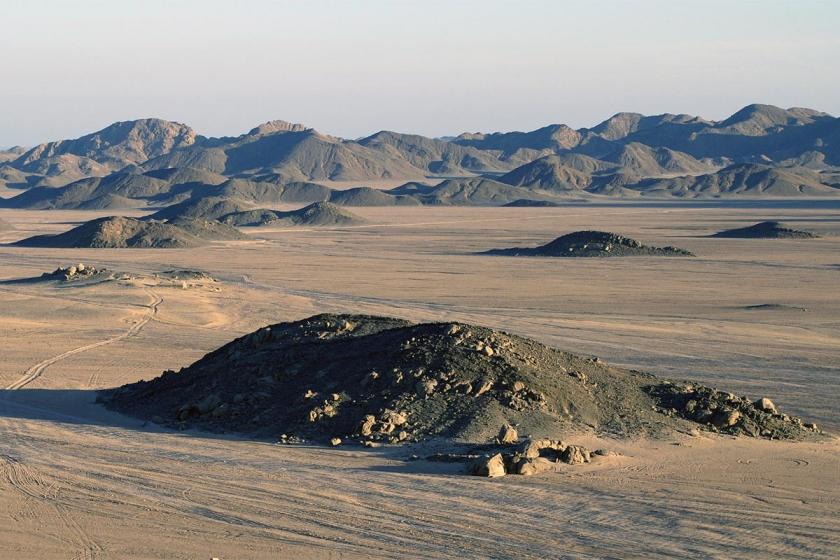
1 0 838 146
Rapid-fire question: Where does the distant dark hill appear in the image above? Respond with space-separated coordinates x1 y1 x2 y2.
0 168 223 210
711 221 818 239
503 199 563 207
13 216 247 248
453 124 583 153
485 231 694 257
358 131 520 174
145 128 427 181
75 194 140 210
497 156 592 192
5 103 840 204
208 177 332 205
602 143 715 176
714 104 832 136
329 187 420 206
8 119 197 185
0 146 26 164
142 166 227 187
587 112 709 141
415 177 560 206
624 164 840 198
223 202 367 227
246 120 309 136
149 196 253 221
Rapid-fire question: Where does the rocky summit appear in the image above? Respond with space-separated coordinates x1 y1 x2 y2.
485 230 694 257
100 314 819 445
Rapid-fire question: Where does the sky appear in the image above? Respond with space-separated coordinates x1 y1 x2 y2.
1 0 839 147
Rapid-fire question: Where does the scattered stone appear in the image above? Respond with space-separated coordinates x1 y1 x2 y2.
330 437 342 446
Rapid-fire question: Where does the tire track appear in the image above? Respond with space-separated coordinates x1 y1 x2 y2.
6 289 162 391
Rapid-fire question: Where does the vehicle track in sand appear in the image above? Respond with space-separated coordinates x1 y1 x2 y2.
4 288 162 391
0 288 161 559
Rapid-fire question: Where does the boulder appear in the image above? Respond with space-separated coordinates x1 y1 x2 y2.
518 438 566 459
359 415 376 436
497 424 519 444
516 457 555 476
471 453 506 478
754 397 777 414
560 445 591 465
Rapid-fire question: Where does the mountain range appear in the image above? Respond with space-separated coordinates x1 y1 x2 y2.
1 104 838 209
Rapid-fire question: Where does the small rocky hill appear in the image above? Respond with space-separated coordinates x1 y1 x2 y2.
485 231 694 257
100 314 819 444
13 216 247 248
711 221 818 239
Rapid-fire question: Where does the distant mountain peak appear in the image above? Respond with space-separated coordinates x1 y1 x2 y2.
717 104 831 134
247 120 310 136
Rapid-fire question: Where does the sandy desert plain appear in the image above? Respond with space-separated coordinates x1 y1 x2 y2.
0 200 839 559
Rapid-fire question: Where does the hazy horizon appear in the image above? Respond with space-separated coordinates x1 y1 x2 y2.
2 0 839 147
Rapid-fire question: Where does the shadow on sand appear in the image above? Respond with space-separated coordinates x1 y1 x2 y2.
0 388 470 476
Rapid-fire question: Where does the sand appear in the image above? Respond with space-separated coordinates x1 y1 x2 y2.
0 202 839 558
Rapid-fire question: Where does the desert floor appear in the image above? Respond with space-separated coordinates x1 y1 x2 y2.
0 203 838 559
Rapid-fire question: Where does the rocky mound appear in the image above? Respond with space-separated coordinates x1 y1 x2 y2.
503 199 563 207
711 221 818 239
13 216 247 248
100 314 818 444
223 201 367 227
485 231 694 257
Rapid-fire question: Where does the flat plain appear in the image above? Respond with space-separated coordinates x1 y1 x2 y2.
1 202 838 559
